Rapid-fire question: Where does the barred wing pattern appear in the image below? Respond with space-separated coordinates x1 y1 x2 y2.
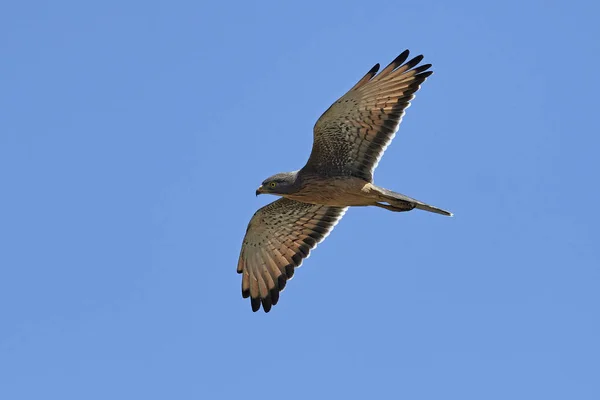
305 50 432 181
237 198 347 312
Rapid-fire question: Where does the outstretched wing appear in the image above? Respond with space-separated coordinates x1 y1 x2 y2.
304 50 432 182
237 198 347 312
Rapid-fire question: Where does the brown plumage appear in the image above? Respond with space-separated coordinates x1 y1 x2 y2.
238 50 452 312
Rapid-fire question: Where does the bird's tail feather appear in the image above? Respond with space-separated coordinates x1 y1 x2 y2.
376 187 453 217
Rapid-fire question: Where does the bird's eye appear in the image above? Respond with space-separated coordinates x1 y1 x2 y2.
269 182 277 188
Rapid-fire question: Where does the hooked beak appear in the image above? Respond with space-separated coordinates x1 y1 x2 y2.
255 185 264 196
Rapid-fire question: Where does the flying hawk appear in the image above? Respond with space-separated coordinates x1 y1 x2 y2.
237 50 451 312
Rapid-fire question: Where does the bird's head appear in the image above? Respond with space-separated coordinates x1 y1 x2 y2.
256 171 299 196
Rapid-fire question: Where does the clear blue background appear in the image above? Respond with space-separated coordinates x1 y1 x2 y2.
1 1 598 398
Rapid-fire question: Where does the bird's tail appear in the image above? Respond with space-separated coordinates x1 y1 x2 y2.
374 186 453 216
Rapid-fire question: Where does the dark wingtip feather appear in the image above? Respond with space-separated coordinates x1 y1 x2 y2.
270 287 280 305
285 264 295 278
377 50 411 78
412 63 432 74
242 288 250 298
251 297 261 312
261 296 272 313
417 70 434 79
350 63 381 91
403 54 425 71
291 253 303 266
278 274 287 291
298 243 311 257
368 63 380 76
393 49 410 67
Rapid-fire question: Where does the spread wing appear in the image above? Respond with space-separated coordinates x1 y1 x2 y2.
237 198 347 312
304 50 432 181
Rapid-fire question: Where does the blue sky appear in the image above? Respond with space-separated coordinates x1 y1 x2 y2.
1 0 599 398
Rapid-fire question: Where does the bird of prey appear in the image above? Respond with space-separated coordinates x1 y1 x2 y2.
237 50 451 312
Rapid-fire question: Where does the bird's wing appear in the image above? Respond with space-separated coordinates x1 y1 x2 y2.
304 50 432 182
237 198 347 312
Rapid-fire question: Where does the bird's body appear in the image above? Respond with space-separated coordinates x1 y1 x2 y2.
238 50 452 312
283 174 373 207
